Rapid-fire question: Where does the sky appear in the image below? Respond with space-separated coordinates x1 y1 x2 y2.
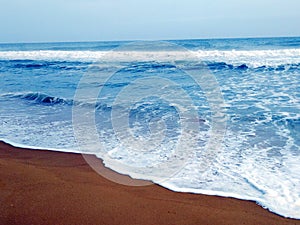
1 0 300 43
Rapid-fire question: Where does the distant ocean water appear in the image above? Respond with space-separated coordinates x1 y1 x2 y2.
0 37 300 218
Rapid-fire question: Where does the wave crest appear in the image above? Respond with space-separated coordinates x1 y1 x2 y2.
0 49 300 68
1 92 73 105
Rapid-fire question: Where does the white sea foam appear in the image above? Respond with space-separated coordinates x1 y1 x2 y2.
0 50 107 62
0 49 300 67
196 48 300 67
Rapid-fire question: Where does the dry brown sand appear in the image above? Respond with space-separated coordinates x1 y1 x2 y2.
0 141 299 225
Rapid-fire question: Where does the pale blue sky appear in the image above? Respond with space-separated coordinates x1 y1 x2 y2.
1 0 300 43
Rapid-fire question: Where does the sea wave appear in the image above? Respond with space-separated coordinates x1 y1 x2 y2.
1 92 73 105
0 49 300 68
0 59 89 70
0 92 112 110
206 62 300 71
1 59 299 73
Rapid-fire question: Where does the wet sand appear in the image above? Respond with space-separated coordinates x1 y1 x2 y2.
0 141 299 225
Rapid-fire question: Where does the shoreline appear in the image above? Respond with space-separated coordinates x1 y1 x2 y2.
0 140 299 225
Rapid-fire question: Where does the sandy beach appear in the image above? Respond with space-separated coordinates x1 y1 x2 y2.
0 141 299 225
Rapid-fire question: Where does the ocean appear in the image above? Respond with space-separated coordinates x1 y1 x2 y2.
0 37 299 219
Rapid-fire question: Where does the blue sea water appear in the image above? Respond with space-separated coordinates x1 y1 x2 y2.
0 37 300 218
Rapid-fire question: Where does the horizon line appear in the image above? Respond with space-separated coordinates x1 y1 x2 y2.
0 35 300 45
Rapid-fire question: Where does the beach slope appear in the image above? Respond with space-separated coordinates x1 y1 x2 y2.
0 141 299 225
